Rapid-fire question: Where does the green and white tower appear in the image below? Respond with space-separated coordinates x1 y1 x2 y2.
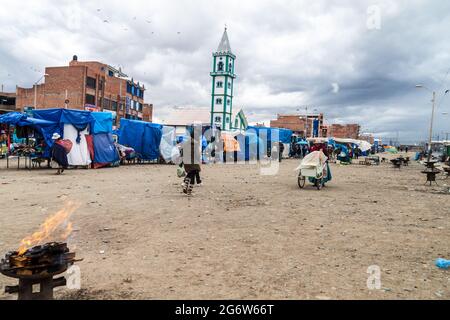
210 27 236 131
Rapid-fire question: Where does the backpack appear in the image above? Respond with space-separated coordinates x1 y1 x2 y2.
55 139 73 154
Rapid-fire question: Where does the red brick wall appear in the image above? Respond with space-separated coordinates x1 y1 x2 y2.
270 114 324 137
16 58 152 124
143 103 153 122
327 124 360 139
271 116 306 132
44 66 86 109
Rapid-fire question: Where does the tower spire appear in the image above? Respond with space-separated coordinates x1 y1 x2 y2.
217 27 232 54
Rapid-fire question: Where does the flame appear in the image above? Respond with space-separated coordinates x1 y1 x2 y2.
17 201 80 255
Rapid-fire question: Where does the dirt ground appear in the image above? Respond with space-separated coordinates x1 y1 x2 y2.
0 153 449 300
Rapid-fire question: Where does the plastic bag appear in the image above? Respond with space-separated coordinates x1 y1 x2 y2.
436 258 450 269
177 166 186 178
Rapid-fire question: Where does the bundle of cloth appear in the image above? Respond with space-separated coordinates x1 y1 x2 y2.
116 143 137 162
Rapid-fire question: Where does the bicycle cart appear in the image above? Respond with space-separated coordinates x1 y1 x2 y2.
296 151 331 190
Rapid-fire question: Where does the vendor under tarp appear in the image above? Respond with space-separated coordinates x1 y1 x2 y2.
0 112 60 166
119 119 163 161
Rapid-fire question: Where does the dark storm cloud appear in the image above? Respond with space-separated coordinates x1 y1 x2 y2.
0 0 449 141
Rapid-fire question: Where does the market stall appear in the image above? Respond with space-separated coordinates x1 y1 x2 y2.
0 112 59 169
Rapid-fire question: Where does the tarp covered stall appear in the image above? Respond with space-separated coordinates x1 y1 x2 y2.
332 138 372 152
119 119 163 161
91 112 113 134
247 126 293 144
89 112 119 168
0 112 59 146
160 126 180 163
32 108 95 144
246 126 293 157
32 109 95 166
222 133 241 152
93 133 119 167
234 131 265 162
0 112 60 158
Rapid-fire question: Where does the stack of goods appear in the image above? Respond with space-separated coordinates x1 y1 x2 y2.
116 143 136 162
10 144 37 157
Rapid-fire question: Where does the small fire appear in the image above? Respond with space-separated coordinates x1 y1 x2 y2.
17 201 80 256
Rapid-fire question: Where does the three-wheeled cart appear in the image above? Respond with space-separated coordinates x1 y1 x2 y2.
296 151 331 190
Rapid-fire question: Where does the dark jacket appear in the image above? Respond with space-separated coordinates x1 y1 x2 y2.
52 142 69 168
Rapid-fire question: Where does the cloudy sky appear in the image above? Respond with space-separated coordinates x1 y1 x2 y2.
1 0 450 142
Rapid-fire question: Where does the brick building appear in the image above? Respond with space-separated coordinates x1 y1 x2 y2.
15 56 153 125
270 114 326 137
359 133 375 144
326 124 360 139
0 92 16 115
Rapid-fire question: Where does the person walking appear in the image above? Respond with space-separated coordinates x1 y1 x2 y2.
51 133 70 175
278 142 285 162
182 133 202 195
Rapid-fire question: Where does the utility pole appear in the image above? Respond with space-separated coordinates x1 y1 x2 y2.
428 91 436 162
416 85 443 163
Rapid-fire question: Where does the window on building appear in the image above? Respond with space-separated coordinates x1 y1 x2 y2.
227 99 231 106
216 98 222 105
126 82 132 94
229 63 232 71
103 98 111 110
218 62 224 72
85 94 95 105
235 118 239 128
215 116 222 123
226 117 230 123
86 77 96 89
217 81 223 88
228 82 231 88
108 70 114 77
111 101 118 111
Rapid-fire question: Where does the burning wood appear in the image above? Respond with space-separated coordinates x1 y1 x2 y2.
18 201 80 255
0 202 82 300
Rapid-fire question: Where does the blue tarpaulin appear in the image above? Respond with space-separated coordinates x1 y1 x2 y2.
247 126 293 144
93 133 119 165
91 112 113 134
236 131 265 161
32 108 94 127
32 108 95 144
119 119 163 160
0 112 60 149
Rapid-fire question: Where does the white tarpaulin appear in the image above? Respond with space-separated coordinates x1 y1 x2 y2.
295 151 328 171
63 124 92 166
332 138 372 152
160 126 179 162
283 143 290 159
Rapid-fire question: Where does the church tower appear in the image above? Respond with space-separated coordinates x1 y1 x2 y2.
210 27 236 131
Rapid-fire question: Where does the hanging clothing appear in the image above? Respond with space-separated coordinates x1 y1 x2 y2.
63 124 92 166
